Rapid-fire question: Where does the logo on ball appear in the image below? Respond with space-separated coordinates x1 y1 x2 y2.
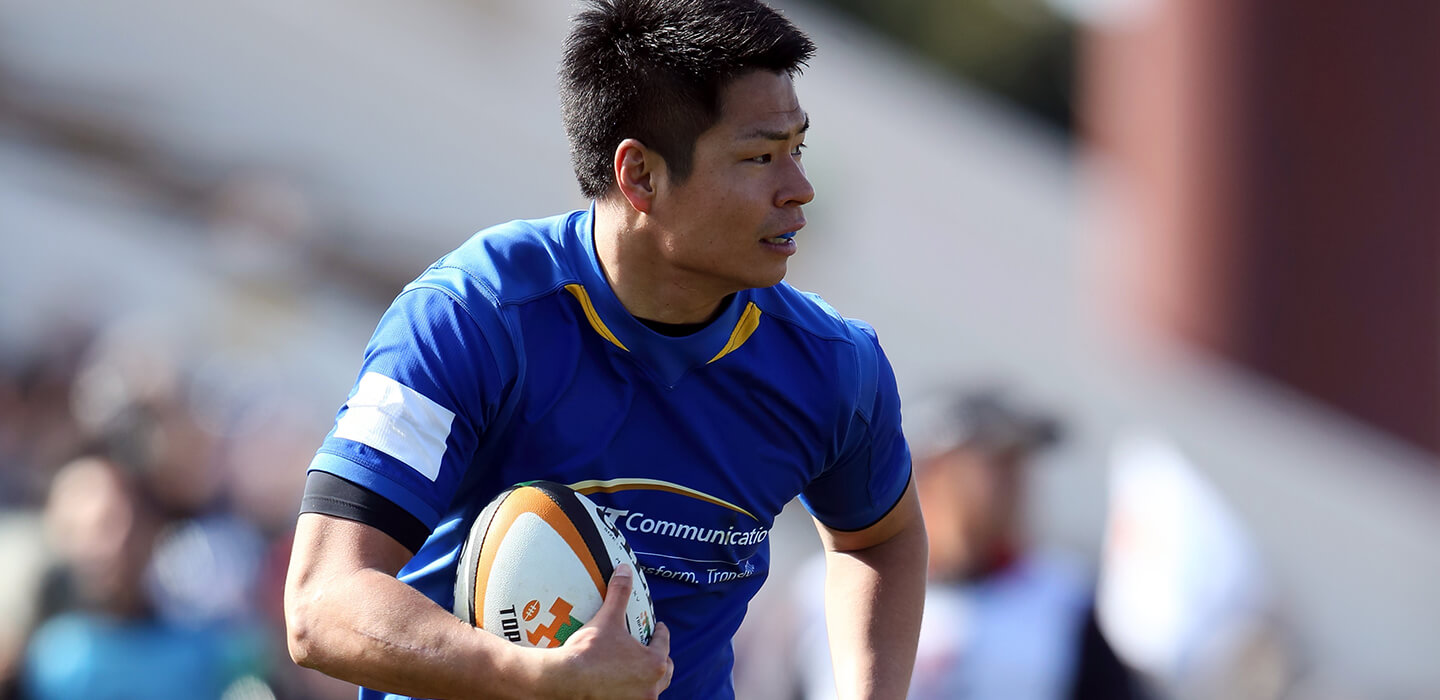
526 597 583 648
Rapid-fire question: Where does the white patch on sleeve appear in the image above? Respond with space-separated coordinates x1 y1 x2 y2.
332 372 455 482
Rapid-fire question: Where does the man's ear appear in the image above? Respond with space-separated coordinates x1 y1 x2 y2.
613 138 660 214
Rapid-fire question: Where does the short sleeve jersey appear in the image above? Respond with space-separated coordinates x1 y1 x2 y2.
308 207 911 700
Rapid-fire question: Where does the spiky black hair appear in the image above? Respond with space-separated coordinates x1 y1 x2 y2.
559 0 815 198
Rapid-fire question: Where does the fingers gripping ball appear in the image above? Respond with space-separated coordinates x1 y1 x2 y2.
454 481 655 647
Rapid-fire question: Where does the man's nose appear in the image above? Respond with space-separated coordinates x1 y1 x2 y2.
778 160 815 207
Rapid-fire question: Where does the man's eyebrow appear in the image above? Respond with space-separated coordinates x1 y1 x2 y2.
742 114 810 141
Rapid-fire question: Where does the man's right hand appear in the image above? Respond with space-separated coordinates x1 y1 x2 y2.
540 564 673 699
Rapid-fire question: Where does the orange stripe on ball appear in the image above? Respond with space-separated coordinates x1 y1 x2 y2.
474 486 608 617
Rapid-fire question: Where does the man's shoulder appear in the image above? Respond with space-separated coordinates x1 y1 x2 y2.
752 284 896 420
754 283 880 346
410 210 584 307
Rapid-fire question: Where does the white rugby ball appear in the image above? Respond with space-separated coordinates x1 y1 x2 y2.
454 480 654 647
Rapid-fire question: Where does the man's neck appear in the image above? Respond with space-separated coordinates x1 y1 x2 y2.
592 200 732 325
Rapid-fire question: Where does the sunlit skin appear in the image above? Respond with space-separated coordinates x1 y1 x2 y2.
595 69 815 324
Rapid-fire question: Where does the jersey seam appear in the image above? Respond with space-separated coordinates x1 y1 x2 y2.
757 304 858 345
431 263 582 311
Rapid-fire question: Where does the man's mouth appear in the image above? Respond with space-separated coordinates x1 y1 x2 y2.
763 231 798 245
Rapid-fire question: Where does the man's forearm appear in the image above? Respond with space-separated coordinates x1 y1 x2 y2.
285 514 671 700
285 522 542 699
823 519 928 700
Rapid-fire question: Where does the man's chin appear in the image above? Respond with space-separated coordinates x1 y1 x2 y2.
751 264 788 289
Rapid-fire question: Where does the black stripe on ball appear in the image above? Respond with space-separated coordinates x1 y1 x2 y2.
524 480 616 588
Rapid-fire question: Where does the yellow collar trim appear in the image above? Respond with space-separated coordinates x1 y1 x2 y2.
707 302 762 364
565 284 629 351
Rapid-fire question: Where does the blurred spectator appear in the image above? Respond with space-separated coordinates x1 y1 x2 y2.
0 322 93 508
1097 432 1296 700
779 389 1147 700
67 314 225 520
0 309 350 699
20 453 264 699
0 325 95 700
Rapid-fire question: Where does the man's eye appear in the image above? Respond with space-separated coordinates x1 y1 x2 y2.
750 154 773 164
792 143 807 158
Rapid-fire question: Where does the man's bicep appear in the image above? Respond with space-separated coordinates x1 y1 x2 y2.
290 511 416 582
284 513 430 673
814 476 922 553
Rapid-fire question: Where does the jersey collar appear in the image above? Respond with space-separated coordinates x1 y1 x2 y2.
566 205 762 388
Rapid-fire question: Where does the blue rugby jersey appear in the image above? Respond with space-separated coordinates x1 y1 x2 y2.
308 206 911 700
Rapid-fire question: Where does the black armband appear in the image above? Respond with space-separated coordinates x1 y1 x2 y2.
300 471 431 554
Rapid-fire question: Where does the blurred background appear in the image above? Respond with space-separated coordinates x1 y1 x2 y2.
0 0 1435 699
